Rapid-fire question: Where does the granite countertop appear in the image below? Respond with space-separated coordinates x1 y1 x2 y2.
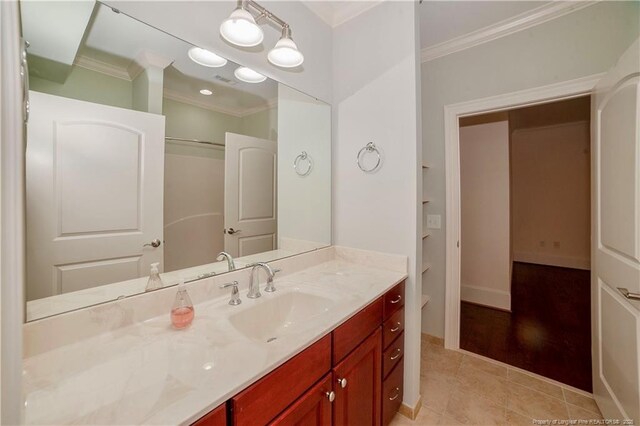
23 257 407 425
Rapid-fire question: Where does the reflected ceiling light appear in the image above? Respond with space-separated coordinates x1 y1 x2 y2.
220 0 304 68
219 2 263 47
199 89 213 95
268 26 304 68
234 66 266 83
188 47 227 68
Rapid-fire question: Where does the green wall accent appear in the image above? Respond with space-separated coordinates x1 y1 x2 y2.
241 107 278 141
29 66 133 109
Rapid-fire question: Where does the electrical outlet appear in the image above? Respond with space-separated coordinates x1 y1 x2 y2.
427 215 441 229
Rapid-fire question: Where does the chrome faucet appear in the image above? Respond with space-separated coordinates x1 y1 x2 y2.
247 262 276 299
217 251 236 271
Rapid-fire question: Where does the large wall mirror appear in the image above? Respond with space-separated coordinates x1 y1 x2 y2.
22 1 331 321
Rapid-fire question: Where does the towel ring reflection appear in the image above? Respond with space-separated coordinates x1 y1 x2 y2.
357 142 381 173
294 151 313 176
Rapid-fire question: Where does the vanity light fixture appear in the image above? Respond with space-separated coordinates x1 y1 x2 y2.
220 0 304 67
188 47 227 68
199 89 213 95
268 26 304 68
234 66 266 83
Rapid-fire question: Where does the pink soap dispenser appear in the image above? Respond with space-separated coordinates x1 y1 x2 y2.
171 280 194 329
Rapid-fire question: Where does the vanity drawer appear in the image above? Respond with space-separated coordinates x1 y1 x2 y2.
382 359 404 426
382 307 404 350
232 335 331 426
332 297 383 365
383 281 405 320
382 333 404 379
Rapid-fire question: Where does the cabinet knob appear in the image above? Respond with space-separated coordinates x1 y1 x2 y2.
337 377 347 388
326 391 336 402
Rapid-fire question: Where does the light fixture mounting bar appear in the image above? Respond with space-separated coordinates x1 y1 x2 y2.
243 0 289 32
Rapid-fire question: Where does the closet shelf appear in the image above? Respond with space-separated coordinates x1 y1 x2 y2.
421 294 431 309
422 264 431 274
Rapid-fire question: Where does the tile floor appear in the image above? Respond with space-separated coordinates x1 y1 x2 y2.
390 334 603 425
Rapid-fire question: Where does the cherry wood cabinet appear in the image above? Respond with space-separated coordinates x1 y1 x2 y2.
333 328 382 426
192 403 226 426
232 335 331 426
192 281 406 426
269 374 333 426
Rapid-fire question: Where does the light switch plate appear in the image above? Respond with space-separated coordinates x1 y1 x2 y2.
427 214 441 229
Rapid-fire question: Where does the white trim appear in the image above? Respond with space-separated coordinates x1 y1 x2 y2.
461 284 511 311
163 89 277 118
444 73 603 350
513 251 591 271
0 2 25 423
74 55 132 81
421 1 598 63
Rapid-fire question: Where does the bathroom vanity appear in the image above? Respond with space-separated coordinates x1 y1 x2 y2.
22 247 408 425
194 281 405 426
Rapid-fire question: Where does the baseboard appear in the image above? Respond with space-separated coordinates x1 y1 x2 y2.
513 251 590 270
461 284 511 311
398 394 423 420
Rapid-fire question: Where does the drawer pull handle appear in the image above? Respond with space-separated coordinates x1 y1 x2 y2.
389 387 400 401
390 348 402 360
326 391 335 402
390 295 402 304
390 322 401 332
337 378 347 388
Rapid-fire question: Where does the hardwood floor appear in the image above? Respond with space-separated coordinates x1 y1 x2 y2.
460 262 592 392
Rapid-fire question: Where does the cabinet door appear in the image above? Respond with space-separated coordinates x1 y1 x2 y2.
333 328 382 426
192 403 226 426
270 374 333 426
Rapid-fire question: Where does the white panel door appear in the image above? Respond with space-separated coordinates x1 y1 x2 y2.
26 91 165 301
591 38 640 422
224 132 277 258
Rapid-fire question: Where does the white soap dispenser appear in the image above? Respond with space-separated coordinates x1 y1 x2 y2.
145 262 164 292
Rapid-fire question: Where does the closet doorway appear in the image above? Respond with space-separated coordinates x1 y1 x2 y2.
457 97 592 391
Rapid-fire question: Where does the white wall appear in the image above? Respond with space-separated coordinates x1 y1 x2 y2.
460 121 511 310
421 1 640 337
333 1 422 409
277 84 331 248
104 0 333 103
511 121 591 270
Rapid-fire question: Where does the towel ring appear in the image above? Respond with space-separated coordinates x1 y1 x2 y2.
357 142 381 173
294 151 313 176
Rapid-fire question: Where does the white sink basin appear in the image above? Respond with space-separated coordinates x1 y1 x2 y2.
229 289 333 342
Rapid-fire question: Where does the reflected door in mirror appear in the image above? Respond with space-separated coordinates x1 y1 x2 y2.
224 132 277 257
26 92 165 300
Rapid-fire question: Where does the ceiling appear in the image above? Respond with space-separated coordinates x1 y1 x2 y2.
25 1 278 115
419 1 551 48
301 1 382 27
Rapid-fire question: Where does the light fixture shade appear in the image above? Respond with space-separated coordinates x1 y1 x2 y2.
234 66 266 83
199 89 213 95
188 47 227 67
220 7 264 47
268 36 304 68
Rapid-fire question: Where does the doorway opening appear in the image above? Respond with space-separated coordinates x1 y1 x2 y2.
457 96 592 391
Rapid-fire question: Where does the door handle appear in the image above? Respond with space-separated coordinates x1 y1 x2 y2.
144 239 162 248
225 228 241 235
618 288 640 301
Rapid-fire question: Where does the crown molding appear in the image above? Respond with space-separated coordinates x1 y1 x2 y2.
163 89 277 118
421 1 598 63
302 1 383 28
74 55 132 81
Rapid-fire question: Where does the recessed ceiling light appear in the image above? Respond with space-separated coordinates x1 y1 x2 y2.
234 66 266 83
188 47 227 68
199 89 213 96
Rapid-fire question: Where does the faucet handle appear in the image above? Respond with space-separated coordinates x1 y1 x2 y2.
264 268 281 293
220 281 241 306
